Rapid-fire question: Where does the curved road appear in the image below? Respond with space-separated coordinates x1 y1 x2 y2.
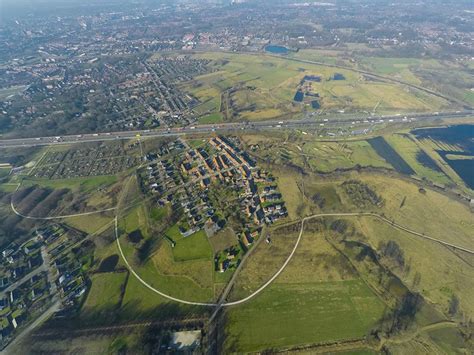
114 212 474 308
8 180 473 307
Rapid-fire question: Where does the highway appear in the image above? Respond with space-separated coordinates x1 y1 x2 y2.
0 110 471 148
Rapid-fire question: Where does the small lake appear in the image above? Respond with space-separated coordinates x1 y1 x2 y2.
265 45 289 54
412 124 474 189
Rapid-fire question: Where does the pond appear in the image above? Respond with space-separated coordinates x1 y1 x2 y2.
265 45 289 54
412 124 474 189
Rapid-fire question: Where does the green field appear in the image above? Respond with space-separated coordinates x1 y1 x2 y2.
357 57 442 85
118 225 216 302
82 272 127 319
385 134 451 185
182 52 448 122
172 230 213 262
225 280 385 352
0 85 27 100
242 133 393 173
226 225 387 352
123 204 150 235
0 183 17 193
150 205 168 221
357 216 474 320
293 52 472 109
198 112 224 124
67 213 113 234
302 140 392 172
21 175 117 192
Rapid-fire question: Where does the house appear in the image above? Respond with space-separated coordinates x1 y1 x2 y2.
219 259 230 272
2 243 17 258
254 208 265 225
9 289 21 304
0 298 8 311
242 231 254 247
0 277 9 289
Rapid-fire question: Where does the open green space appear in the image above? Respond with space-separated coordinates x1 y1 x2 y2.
67 213 113 234
134 246 214 302
302 140 392 172
118 218 216 303
198 112 224 124
427 326 468 354
0 183 17 193
172 230 213 262
385 134 450 185
357 216 474 320
149 205 168 221
182 52 448 122
123 204 149 235
0 85 27 100
21 175 117 192
82 272 128 319
225 280 385 352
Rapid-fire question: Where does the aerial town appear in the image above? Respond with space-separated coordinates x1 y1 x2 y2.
0 0 472 353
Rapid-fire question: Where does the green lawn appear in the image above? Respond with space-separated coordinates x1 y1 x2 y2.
225 279 386 352
117 228 215 303
385 134 451 185
0 85 26 100
187 52 449 118
123 204 149 235
0 183 17 193
150 206 168 222
172 230 213 262
67 214 112 234
302 140 391 172
132 249 214 302
165 223 182 241
22 175 117 192
198 113 224 124
82 272 127 318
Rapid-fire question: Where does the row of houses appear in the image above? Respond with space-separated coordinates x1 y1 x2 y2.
141 137 287 268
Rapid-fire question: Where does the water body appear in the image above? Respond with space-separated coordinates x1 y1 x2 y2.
438 152 474 189
368 137 415 175
412 124 474 189
416 150 443 173
265 45 289 54
293 91 304 102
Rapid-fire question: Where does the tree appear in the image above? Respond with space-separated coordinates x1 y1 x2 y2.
412 271 421 289
448 294 460 316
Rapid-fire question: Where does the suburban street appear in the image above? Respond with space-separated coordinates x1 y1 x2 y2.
0 248 48 300
0 110 471 148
